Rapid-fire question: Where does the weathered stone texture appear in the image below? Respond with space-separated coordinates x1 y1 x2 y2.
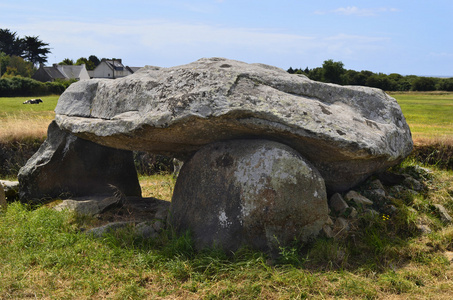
18 121 141 201
54 57 413 192
170 139 329 252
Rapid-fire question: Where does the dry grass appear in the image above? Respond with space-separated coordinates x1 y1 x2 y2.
139 174 176 201
413 135 453 147
0 111 54 142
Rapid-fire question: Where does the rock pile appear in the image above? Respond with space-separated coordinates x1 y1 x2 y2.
322 165 451 240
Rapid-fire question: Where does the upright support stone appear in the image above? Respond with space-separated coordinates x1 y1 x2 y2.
169 139 329 252
0 184 6 208
18 121 141 201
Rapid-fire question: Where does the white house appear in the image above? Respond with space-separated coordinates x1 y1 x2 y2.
91 59 140 79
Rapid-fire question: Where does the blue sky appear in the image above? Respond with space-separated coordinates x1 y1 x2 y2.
1 0 452 76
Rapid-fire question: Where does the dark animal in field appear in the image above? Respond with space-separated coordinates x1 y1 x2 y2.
23 99 43 104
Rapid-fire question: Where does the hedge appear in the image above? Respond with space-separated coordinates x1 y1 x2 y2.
0 76 74 97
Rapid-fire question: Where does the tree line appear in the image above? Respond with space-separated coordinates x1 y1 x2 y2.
288 59 453 92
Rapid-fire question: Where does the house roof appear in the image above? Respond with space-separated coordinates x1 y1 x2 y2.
104 60 125 71
43 66 66 80
41 64 87 80
127 66 142 73
56 65 87 79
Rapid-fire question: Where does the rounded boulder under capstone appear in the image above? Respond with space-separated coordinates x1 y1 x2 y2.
169 139 329 252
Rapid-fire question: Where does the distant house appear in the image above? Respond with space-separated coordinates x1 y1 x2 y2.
32 64 90 82
90 59 141 79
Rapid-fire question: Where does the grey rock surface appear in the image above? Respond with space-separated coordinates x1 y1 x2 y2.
329 193 349 214
433 204 452 224
54 57 413 192
169 139 329 252
54 193 123 216
18 121 141 201
85 222 133 238
0 180 19 199
0 184 6 208
345 190 374 206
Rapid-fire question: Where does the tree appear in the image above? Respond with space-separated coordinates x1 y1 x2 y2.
438 78 453 91
22 35 51 66
411 77 436 91
88 55 100 67
2 55 34 77
59 58 74 65
0 29 23 57
75 57 95 70
322 59 345 84
0 52 8 77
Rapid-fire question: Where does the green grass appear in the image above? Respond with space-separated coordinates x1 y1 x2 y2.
0 95 59 115
390 92 453 143
1 161 453 299
0 96 58 141
1 93 453 298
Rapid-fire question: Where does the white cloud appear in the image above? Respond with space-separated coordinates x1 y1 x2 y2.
429 52 453 58
315 6 399 17
6 17 391 68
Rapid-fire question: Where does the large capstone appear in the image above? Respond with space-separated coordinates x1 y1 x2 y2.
18 121 141 201
54 57 412 192
169 139 329 252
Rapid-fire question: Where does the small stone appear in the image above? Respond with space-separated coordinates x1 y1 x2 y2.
417 224 432 235
0 180 19 199
325 216 334 226
369 179 385 191
334 217 350 234
136 222 158 239
54 192 123 216
329 193 349 214
348 207 358 219
322 225 334 238
155 207 168 220
152 220 163 232
85 222 132 238
433 204 452 224
403 176 424 192
345 190 373 206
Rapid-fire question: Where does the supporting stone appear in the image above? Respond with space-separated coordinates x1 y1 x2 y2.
18 121 141 201
169 139 329 252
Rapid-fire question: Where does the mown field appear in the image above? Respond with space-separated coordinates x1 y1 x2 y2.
390 92 453 144
1 92 453 299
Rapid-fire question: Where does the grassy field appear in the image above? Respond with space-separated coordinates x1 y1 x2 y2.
1 92 453 299
390 92 453 145
0 96 59 141
1 92 452 144
1 163 453 299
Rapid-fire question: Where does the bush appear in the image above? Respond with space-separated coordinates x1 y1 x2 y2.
0 76 73 96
